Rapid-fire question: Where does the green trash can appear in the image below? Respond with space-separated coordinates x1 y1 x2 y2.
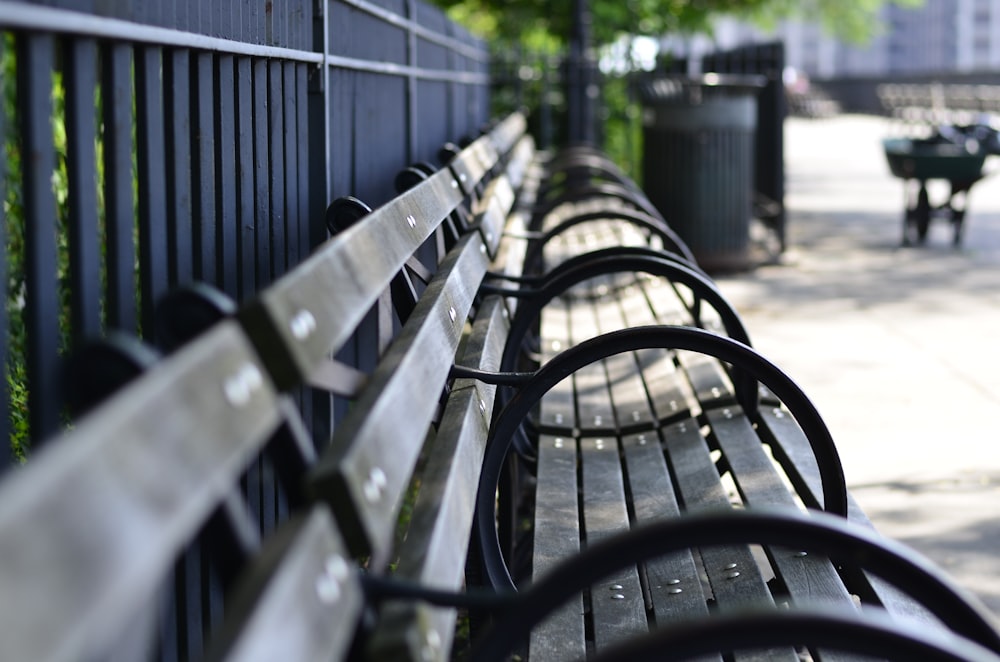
641 74 764 272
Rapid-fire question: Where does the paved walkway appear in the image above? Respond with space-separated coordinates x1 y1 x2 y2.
714 114 1000 619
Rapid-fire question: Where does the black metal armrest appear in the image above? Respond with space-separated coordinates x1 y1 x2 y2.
521 206 695 272
582 606 1000 662
470 509 1000 661
475 326 849 593
487 248 751 371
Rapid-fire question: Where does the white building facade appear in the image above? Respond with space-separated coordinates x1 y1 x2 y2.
690 0 1000 78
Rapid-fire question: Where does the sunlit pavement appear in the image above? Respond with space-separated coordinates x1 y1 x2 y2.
713 114 1000 619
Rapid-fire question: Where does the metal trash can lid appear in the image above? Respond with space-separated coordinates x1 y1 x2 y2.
639 73 766 105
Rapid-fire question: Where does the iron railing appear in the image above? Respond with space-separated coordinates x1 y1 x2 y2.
1 0 490 468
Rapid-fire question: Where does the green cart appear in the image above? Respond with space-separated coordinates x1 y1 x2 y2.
883 136 989 246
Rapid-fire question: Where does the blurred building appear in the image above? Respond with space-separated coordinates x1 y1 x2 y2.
670 0 1000 78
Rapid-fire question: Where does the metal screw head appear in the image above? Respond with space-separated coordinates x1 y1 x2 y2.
325 555 349 581
611 594 625 600
725 571 741 580
421 629 442 662
315 574 340 604
363 467 388 504
290 309 317 340
224 364 263 407
406 214 417 228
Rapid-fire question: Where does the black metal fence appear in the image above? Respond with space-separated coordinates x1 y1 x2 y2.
1 0 489 467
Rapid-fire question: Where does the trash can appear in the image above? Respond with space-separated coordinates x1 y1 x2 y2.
640 74 764 272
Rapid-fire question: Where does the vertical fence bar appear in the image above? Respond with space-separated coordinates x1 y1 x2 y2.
136 45 170 335
267 60 286 278
308 2 332 446
406 0 418 163
18 33 61 446
282 61 299 269
102 41 137 333
165 49 194 286
252 59 271 288
235 56 255 301
191 52 217 285
65 38 102 347
215 54 238 298
294 63 309 262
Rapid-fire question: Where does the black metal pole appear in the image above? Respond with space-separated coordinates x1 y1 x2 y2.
567 0 596 145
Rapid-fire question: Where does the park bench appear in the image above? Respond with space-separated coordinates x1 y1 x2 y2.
1 110 998 662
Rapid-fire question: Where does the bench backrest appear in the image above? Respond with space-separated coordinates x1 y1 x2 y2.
0 111 529 661
0 321 353 661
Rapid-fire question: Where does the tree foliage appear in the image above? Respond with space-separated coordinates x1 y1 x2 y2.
431 0 924 48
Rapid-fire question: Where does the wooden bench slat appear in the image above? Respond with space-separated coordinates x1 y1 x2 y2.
307 232 490 560
490 112 528 157
205 508 362 662
620 433 716 634
530 435 587 662
238 166 464 391
366 300 511 661
567 294 616 435
476 175 516 258
580 437 648 650
592 295 659 433
706 408 858 616
538 300 576 432
663 419 799 662
615 284 695 424
676 350 739 411
756 407 940 625
448 134 500 199
0 322 281 662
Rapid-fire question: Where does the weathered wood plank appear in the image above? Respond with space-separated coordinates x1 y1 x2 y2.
664 418 798 662
0 322 282 662
581 436 648 650
530 435 586 662
367 298 508 661
621 433 716 633
308 233 490 561
205 508 362 662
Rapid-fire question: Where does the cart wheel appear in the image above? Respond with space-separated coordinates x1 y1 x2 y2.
915 185 931 243
952 208 966 246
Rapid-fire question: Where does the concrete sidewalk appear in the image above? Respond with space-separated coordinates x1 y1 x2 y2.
713 114 1000 619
